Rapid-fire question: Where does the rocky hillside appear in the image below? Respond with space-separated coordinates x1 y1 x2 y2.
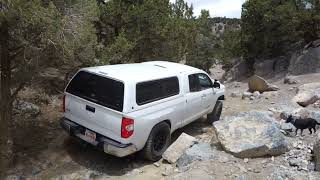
224 39 320 82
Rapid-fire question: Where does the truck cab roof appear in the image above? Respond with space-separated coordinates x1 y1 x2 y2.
82 61 201 83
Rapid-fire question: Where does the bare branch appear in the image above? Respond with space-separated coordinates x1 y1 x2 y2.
10 82 26 102
9 46 24 59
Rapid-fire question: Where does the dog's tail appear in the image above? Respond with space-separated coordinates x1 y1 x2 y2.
316 121 320 125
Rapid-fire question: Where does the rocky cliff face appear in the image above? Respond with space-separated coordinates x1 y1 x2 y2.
289 46 320 75
223 39 320 81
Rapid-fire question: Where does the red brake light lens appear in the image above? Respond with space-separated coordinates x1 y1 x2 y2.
121 117 134 138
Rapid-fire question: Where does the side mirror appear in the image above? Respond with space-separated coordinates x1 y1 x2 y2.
213 80 220 89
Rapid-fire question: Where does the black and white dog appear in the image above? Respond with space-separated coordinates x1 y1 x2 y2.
286 115 320 136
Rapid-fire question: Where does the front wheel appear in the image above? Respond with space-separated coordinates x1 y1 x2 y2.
207 100 223 124
142 122 171 161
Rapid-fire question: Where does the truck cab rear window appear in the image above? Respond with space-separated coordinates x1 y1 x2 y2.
66 71 124 112
136 77 179 105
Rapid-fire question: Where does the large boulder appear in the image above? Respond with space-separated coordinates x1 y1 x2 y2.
288 47 320 75
248 75 279 93
293 83 320 107
213 111 288 158
162 133 197 164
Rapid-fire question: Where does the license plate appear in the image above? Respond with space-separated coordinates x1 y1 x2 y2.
85 129 96 142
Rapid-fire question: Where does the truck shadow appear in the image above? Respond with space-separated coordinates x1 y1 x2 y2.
65 117 212 177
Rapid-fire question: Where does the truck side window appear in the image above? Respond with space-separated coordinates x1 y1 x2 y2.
188 73 212 92
198 74 213 90
136 77 180 105
188 74 200 92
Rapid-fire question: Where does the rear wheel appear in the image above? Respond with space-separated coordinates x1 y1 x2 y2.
142 122 171 161
207 100 223 124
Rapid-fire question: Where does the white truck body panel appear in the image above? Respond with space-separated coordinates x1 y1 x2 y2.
63 61 225 156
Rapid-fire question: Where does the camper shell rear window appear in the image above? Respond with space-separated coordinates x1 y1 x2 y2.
66 71 124 112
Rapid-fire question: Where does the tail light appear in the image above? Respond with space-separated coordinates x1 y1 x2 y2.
121 117 134 138
63 95 66 112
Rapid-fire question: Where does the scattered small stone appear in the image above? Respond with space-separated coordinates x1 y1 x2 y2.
288 158 299 167
5 175 22 180
32 167 41 176
231 92 241 98
234 82 241 88
261 160 268 164
253 168 261 173
153 162 160 167
162 166 174 176
284 76 299 84
242 92 252 100
253 91 260 98
218 156 229 163
236 175 247 180
131 169 143 175
288 87 297 91
237 164 247 173
308 162 315 171
244 158 249 163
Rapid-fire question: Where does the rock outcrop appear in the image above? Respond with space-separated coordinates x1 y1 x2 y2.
254 57 289 77
288 46 320 75
222 59 249 82
213 111 288 158
248 75 279 93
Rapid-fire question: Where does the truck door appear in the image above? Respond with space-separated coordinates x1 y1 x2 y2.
183 73 205 125
197 73 214 111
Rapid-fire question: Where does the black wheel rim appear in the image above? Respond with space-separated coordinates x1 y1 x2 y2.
153 131 167 153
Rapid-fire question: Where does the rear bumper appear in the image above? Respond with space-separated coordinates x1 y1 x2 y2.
60 118 137 157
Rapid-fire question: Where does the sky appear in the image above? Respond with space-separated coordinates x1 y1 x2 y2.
170 0 246 18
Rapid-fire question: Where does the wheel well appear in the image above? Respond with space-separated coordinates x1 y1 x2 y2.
218 95 225 100
163 120 171 129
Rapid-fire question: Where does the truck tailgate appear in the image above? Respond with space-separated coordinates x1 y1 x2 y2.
65 94 123 143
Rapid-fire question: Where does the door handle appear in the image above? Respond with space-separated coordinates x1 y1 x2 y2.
86 105 95 113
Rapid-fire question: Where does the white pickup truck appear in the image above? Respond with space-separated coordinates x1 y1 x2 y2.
61 61 225 161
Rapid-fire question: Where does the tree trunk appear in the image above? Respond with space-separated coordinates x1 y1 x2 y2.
0 20 12 179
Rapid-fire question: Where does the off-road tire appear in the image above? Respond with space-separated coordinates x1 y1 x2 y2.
207 100 223 124
142 122 171 161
